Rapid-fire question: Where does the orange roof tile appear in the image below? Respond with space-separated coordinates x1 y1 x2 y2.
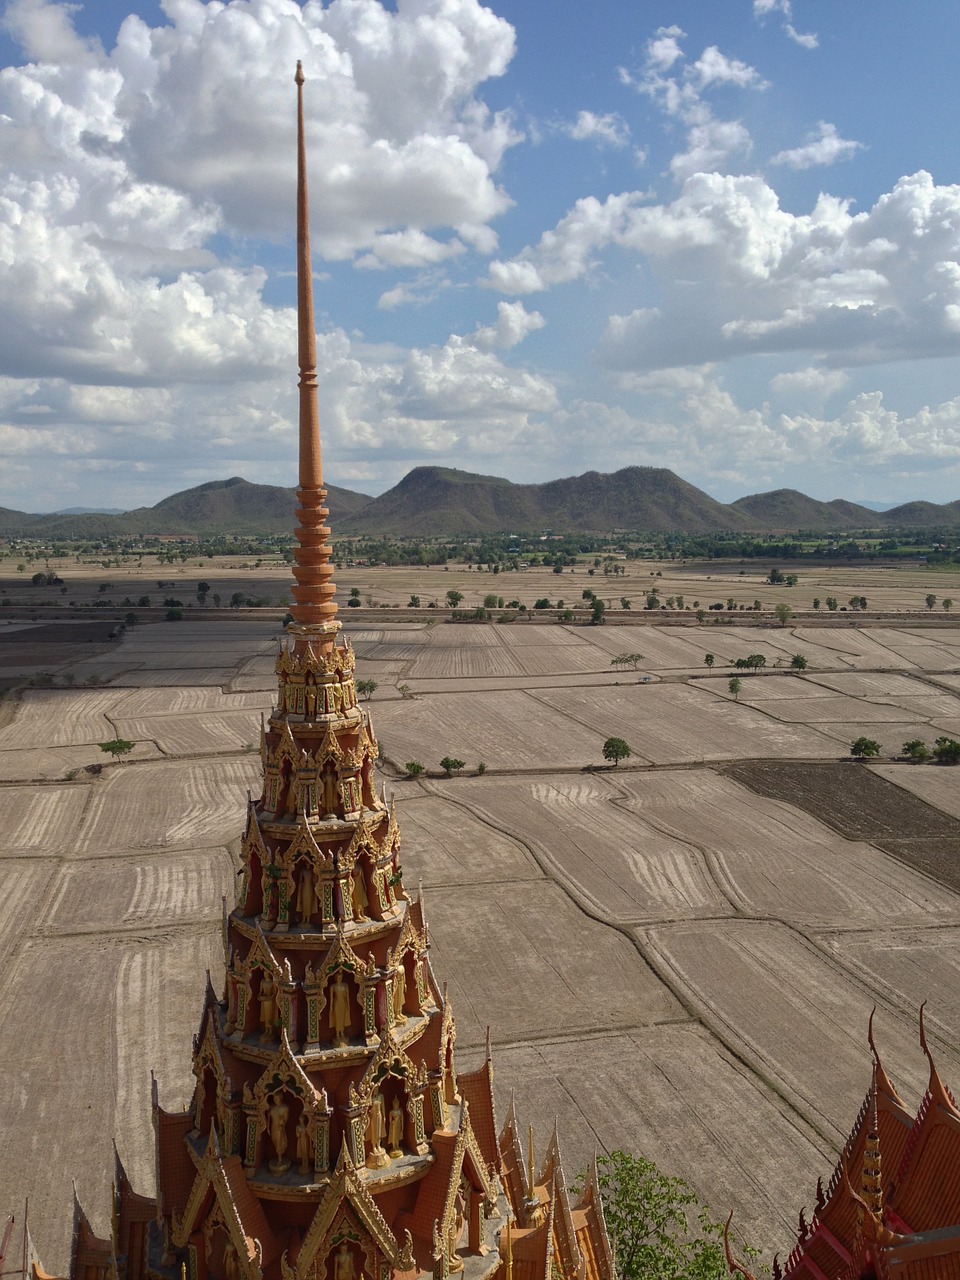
411 1132 459 1243
155 1108 195 1218
458 1060 499 1175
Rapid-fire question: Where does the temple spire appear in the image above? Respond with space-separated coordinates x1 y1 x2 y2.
290 61 338 631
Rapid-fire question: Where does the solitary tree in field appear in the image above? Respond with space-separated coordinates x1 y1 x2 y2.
926 593 937 610
99 738 134 763
944 598 954 611
356 679 377 701
439 756 465 777
850 736 881 759
704 653 715 668
790 653 808 670
602 737 632 767
446 589 464 608
774 602 793 627
728 677 742 700
404 761 425 778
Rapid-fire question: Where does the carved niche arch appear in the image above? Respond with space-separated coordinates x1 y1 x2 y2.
347 1031 428 1169
386 914 428 1027
237 804 270 918
302 925 368 1051
234 930 283 1043
242 1031 331 1180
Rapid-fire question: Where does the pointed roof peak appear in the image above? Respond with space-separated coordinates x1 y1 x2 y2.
289 62 339 634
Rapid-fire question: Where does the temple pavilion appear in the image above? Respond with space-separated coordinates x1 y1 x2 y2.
727 1011 960 1280
31 65 612 1280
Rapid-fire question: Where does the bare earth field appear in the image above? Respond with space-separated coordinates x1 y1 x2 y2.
3 606 960 1271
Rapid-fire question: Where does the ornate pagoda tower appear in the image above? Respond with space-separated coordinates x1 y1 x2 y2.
27 65 612 1280
145 63 502 1280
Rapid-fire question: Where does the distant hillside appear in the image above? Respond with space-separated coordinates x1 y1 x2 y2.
337 465 752 535
729 489 877 531
3 468 960 539
0 478 371 538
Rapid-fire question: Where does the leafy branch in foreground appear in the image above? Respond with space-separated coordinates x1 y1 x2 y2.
587 1149 755 1280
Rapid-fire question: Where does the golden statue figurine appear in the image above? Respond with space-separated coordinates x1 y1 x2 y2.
295 863 316 925
258 970 278 1042
329 971 350 1047
304 675 317 718
296 1111 311 1176
267 1092 290 1173
388 1098 404 1158
393 964 407 1024
365 1091 389 1169
350 867 370 921
321 766 337 817
333 1242 360 1280
223 1240 240 1280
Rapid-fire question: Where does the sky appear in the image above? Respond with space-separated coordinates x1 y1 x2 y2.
4 0 960 512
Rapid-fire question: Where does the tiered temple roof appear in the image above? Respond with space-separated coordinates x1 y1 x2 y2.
29 64 610 1280
728 1010 960 1280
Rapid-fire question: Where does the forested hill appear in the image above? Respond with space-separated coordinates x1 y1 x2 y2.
2 468 959 537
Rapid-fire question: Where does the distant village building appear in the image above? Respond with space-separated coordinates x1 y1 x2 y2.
25 65 611 1280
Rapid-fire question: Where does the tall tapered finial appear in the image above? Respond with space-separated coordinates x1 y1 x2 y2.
289 61 338 631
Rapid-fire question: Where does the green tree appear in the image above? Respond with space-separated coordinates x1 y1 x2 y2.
356 679 377 700
825 596 838 611
696 609 706 624
902 739 930 763
439 756 466 776
404 761 425 777
774 602 793 627
590 1150 730 1280
812 597 821 610
591 598 606 624
728 677 742 700
408 595 421 608
926 593 937 610
397 684 413 699
850 736 881 758
933 737 960 765
767 567 784 584
602 737 632 767
446 589 464 608
704 653 715 668
620 597 632 610
483 594 499 609
790 653 808 670
944 598 954 611
99 738 134 763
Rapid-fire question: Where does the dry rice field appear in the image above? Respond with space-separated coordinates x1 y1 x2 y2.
4 612 960 1271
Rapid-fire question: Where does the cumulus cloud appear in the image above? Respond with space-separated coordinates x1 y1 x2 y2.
618 25 766 188
565 111 630 148
486 191 645 294
469 301 546 350
771 121 863 170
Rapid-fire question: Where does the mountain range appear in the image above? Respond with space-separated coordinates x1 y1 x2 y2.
3 468 959 538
